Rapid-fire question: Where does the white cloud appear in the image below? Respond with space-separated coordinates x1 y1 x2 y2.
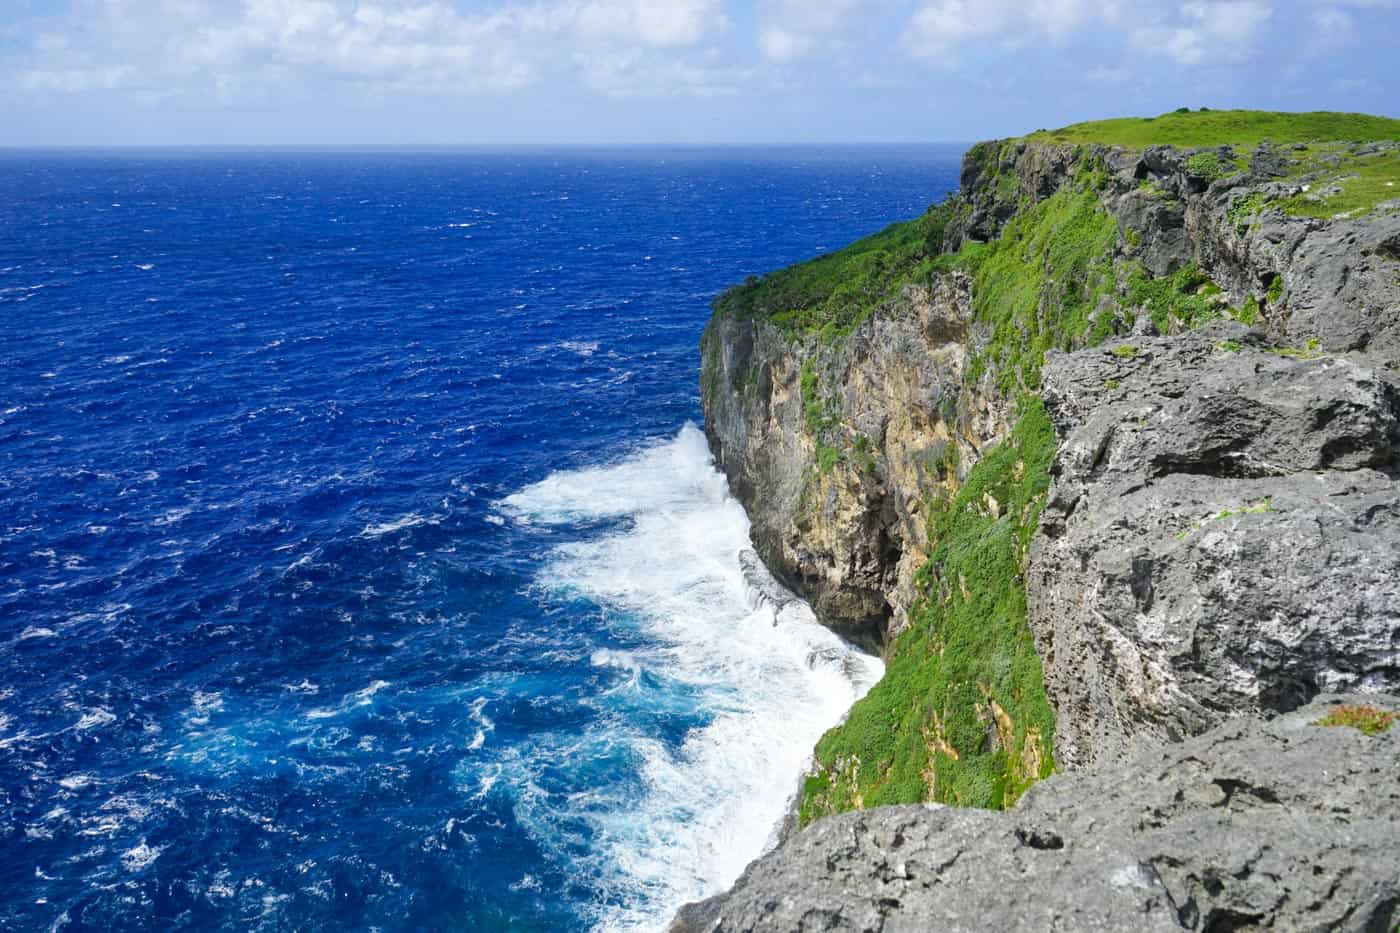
901 0 1280 67
1127 1 1273 66
574 46 753 97
754 0 890 63
902 0 1103 62
758 27 813 63
9 0 732 101
1309 5 1357 44
571 0 726 47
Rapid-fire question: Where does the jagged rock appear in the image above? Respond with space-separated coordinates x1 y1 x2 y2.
671 695 1400 933
1031 325 1400 768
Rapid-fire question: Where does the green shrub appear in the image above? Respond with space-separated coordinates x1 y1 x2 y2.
1233 295 1261 325
1185 151 1223 180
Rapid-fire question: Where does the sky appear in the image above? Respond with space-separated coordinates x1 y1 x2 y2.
2 0 1398 145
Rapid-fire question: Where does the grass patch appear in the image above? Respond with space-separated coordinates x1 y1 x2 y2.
1232 295 1261 325
1215 498 1275 520
1314 704 1399 736
799 402 1057 824
964 185 1121 393
1278 147 1400 219
1175 497 1276 540
713 199 960 337
1024 110 1400 149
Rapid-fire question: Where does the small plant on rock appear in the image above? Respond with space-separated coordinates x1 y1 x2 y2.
1314 704 1399 736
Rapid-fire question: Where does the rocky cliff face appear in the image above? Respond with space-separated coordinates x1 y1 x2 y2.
1033 324 1400 769
702 129 1400 760
701 273 1001 652
692 119 1400 926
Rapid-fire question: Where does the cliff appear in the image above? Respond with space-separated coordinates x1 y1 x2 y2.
688 109 1400 928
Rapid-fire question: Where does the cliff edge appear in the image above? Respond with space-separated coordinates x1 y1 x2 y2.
689 109 1400 928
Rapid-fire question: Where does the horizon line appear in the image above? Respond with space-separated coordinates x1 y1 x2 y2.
0 140 975 152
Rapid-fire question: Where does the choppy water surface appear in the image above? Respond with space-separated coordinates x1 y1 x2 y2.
0 146 960 930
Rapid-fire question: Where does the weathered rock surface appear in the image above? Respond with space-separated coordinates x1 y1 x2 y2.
951 139 1400 364
701 273 1006 650
1030 324 1400 768
671 695 1400 933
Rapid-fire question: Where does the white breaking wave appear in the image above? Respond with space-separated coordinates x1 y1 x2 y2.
498 424 883 933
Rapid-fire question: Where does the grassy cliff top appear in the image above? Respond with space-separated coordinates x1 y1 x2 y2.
1024 109 1400 149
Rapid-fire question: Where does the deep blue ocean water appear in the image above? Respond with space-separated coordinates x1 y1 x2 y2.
0 146 961 931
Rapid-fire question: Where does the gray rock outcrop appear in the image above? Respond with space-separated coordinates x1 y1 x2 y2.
671 695 1400 933
1030 325 1400 768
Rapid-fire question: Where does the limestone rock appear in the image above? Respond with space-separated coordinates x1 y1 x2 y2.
1031 325 1400 768
671 695 1400 933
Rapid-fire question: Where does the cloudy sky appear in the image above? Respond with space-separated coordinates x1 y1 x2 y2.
3 0 1397 145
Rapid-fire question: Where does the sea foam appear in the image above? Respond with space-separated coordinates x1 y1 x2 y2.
500 424 883 932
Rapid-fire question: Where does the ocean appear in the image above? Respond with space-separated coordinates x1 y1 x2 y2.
0 146 961 931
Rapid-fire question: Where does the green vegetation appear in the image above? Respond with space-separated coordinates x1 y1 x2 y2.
1233 295 1261 325
1229 192 1269 232
1126 262 1224 333
799 403 1057 825
1111 345 1139 358
1278 146 1400 219
1271 337 1325 360
1025 110 1400 149
1185 151 1224 180
713 200 960 337
961 185 1120 392
1175 497 1275 540
1314 704 1399 736
1215 498 1275 520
